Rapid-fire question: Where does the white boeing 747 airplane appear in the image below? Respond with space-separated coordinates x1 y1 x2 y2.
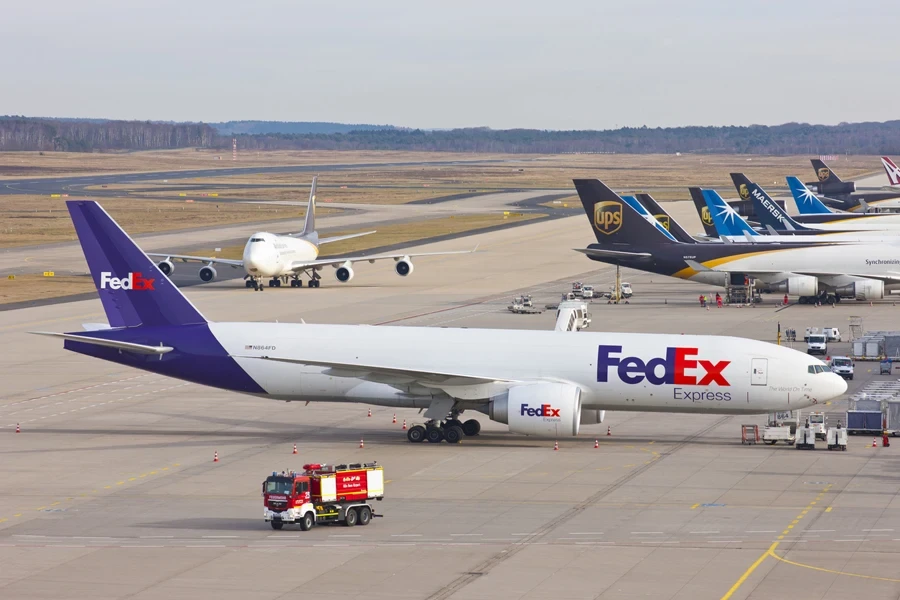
149 177 471 290
33 200 846 444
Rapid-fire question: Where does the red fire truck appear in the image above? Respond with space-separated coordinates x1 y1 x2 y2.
263 462 384 530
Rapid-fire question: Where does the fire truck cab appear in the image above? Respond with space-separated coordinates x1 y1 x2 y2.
263 462 384 531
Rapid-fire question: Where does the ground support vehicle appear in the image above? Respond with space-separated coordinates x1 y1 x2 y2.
581 285 595 299
795 426 817 450
263 463 384 530
828 357 854 380
806 334 827 355
826 427 848 451
808 412 827 440
762 426 795 445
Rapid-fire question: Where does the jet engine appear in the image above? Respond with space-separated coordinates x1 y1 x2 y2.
335 263 354 283
489 382 582 437
836 279 884 301
157 259 174 276
580 409 605 425
770 275 817 297
199 266 217 282
395 257 414 277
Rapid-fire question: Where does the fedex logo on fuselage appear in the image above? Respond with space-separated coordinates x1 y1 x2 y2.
520 404 562 418
99 271 155 291
597 345 730 386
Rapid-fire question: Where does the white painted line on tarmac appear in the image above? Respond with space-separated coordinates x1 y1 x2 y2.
568 532 604 535
450 533 482 537
690 531 719 534
391 534 421 537
631 531 664 534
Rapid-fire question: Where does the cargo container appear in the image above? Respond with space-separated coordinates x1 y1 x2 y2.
885 400 900 436
846 410 883 435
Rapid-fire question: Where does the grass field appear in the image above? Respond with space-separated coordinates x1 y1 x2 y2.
0 149 511 179
0 195 326 248
0 274 94 305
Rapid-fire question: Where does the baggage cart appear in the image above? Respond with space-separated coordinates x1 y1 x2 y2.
826 427 848 451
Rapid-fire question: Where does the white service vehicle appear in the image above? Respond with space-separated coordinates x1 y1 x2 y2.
807 334 828 355
826 427 848 451
822 327 842 342
828 356 854 380
581 285 595 299
807 411 827 440
555 300 592 331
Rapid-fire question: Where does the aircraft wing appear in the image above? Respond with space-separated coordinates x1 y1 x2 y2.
574 248 653 259
147 253 244 268
316 231 377 245
286 247 476 273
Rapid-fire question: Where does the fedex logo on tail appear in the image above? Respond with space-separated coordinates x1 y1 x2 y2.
100 271 155 291
597 345 730 386
520 404 562 418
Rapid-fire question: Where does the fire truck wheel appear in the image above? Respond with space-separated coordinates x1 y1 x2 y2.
357 506 372 526
444 425 463 444
270 521 284 530
462 419 481 436
345 507 359 527
299 513 314 531
425 427 444 444
407 425 426 443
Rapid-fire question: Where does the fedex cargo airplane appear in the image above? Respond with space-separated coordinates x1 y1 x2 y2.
33 201 845 444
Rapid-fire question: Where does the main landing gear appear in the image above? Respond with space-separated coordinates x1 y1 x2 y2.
406 418 481 444
244 273 321 291
798 293 841 306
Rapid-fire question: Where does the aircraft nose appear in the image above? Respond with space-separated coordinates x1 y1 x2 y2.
823 373 848 402
244 245 276 276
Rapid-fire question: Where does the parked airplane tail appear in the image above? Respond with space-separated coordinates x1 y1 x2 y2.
635 193 696 243
573 179 678 245
882 156 900 187
67 201 208 328
620 196 679 241
688 187 719 238
786 176 833 214
730 173 811 233
811 159 842 185
700 189 758 237
302 176 318 236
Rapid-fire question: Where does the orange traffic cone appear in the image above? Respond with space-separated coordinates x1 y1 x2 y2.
607 426 611 436
359 438 365 449
594 439 599 449
873 437 877 447
15 423 20 433
402 419 407 430
553 441 559 451
292 443 298 455
367 409 372 418
392 414 397 424
213 451 219 462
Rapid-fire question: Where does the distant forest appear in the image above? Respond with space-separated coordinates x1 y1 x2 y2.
210 120 396 135
2 116 900 155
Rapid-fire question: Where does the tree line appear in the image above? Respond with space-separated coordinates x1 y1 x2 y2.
2 116 900 154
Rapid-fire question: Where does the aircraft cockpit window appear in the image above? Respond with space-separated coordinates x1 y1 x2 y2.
250 237 265 243
808 365 830 374
808 365 816 374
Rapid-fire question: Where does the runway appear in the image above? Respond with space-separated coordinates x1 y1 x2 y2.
2 213 900 599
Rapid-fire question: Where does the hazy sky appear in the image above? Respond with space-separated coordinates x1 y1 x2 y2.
1 0 896 129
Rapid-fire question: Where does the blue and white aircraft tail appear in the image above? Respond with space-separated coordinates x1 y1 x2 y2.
620 195 679 241
786 176 834 215
700 189 759 239
730 173 813 233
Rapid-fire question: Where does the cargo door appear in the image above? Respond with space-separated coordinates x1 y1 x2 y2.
751 358 768 386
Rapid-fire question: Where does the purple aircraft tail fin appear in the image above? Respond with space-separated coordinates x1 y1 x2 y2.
67 200 207 328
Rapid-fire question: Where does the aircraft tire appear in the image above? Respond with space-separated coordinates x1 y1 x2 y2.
444 425 464 444
462 419 481 436
425 427 444 444
407 425 426 443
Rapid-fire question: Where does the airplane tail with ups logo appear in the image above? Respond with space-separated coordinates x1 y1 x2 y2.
688 187 720 238
811 159 842 185
573 179 680 246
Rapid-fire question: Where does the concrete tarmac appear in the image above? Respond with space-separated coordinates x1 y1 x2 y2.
2 215 900 599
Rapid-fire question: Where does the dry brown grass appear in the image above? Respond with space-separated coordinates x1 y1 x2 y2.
192 213 540 260
0 274 94 304
0 195 326 248
0 149 515 179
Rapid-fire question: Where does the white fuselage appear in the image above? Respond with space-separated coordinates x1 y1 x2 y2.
243 232 318 278
211 323 846 414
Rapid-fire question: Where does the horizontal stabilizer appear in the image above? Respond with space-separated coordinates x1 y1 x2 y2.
30 332 173 355
574 248 652 259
